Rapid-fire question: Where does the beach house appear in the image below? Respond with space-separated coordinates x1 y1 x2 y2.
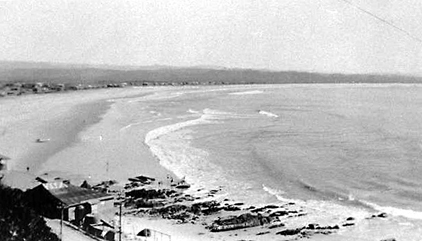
26 182 115 225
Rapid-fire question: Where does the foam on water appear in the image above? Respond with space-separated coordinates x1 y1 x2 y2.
258 110 278 118
187 109 200 114
263 183 422 225
362 200 422 220
262 184 370 221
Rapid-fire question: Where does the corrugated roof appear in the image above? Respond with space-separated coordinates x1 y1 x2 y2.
42 182 113 207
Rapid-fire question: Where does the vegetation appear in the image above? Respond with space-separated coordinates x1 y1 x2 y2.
0 184 59 241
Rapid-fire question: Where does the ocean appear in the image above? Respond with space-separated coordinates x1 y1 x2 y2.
128 84 422 238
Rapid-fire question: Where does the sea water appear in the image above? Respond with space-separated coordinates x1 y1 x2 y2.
125 84 422 238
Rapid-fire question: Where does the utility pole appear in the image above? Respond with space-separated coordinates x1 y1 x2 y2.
60 205 64 241
117 191 123 241
119 200 122 241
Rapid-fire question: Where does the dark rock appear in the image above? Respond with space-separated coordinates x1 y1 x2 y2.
134 198 164 208
370 212 388 219
264 205 279 209
256 231 270 235
306 223 319 230
251 207 266 213
346 217 355 221
149 204 188 220
342 223 355 227
210 213 274 232
191 201 221 215
126 188 175 200
276 228 303 236
306 224 339 230
268 223 285 229
223 205 241 211
80 180 91 189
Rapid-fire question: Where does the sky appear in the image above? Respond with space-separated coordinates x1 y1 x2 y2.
1 0 422 75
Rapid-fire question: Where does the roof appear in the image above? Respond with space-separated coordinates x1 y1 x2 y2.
0 154 11 160
41 182 114 207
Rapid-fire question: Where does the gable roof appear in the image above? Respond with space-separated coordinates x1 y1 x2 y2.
40 182 113 207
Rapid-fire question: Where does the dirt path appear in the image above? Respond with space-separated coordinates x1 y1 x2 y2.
46 219 96 241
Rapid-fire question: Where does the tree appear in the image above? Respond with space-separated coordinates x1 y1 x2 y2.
0 184 59 241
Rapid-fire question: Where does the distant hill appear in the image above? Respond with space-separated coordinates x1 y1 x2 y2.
0 61 421 85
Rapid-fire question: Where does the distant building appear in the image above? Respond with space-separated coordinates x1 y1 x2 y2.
26 182 115 225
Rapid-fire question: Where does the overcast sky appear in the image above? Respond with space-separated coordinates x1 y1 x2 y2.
1 0 422 75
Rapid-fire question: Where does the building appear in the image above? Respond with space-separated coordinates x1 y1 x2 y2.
26 182 115 225
0 154 11 171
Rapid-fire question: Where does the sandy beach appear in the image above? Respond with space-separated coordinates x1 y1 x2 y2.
2 86 422 241
0 87 179 185
0 87 218 240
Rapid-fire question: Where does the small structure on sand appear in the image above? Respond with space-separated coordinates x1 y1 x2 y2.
136 228 171 241
36 138 51 143
0 154 11 171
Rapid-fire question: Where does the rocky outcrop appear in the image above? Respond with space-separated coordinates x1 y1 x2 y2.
126 188 176 200
275 224 340 238
276 228 303 236
209 213 273 232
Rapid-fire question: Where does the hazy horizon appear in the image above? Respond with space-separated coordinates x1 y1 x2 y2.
2 59 422 78
1 0 422 75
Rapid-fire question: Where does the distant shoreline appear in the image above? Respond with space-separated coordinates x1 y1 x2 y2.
2 80 422 98
2 61 422 97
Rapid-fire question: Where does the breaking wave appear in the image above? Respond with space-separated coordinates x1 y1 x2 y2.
144 108 239 144
361 200 422 220
144 108 242 193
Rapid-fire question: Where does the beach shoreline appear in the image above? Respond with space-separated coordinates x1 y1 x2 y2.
2 86 422 240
